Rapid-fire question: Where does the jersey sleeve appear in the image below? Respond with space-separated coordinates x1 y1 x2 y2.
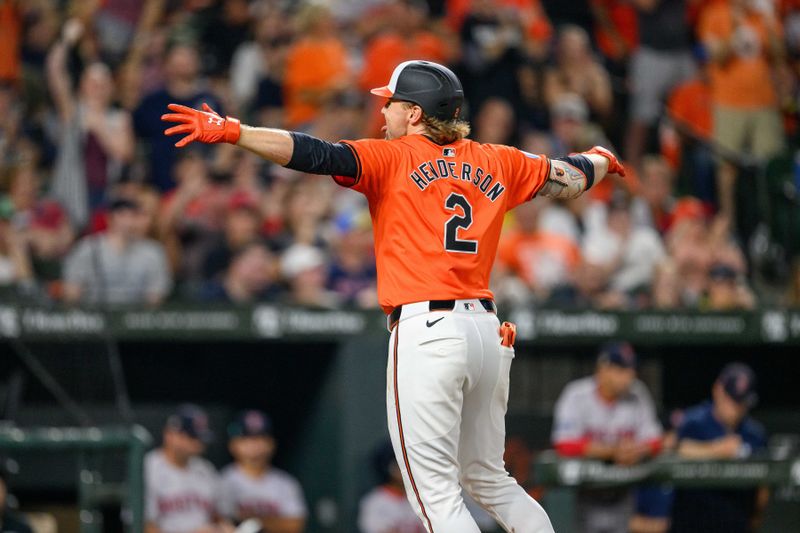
552 385 584 444
487 144 551 209
335 138 404 200
278 477 308 518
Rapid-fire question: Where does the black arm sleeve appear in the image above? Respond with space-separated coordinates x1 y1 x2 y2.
286 132 359 177
554 154 596 189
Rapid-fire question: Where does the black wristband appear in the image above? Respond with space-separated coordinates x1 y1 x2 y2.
554 154 595 189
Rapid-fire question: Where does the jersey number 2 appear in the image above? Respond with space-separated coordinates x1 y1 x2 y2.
444 193 478 253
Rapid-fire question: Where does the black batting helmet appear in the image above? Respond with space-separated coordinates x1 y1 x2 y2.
370 60 464 121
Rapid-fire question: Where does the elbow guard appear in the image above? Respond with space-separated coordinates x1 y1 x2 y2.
539 155 595 200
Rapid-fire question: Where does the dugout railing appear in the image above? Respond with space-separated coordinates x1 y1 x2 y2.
533 448 800 532
0 425 151 533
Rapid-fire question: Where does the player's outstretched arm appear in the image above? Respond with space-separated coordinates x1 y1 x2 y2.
161 103 358 177
161 103 291 162
539 146 625 200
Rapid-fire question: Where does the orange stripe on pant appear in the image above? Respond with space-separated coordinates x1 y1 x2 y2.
393 323 435 533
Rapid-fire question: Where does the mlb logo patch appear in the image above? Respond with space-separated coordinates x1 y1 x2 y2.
463 302 476 311
443 148 456 157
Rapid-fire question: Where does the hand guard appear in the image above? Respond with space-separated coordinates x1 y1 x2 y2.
161 103 241 148
585 146 626 177
540 159 589 199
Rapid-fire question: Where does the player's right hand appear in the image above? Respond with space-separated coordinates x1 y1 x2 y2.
714 434 743 459
162 103 241 147
585 146 626 178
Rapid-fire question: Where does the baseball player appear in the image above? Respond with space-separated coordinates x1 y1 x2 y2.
360 441 428 533
551 342 663 533
162 59 625 533
145 404 233 533
219 410 307 533
360 441 497 533
671 362 767 533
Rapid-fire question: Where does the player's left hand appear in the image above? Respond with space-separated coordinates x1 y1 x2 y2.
585 146 626 178
162 103 241 147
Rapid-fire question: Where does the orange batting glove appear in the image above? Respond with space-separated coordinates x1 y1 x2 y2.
161 103 241 148
585 146 626 178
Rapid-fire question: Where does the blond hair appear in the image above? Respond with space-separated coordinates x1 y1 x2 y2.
400 102 470 144
422 115 471 145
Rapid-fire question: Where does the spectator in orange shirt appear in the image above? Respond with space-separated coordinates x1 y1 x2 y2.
495 199 581 305
590 0 639 64
698 0 785 221
283 4 351 130
359 1 451 93
663 67 716 202
666 72 713 142
359 0 452 137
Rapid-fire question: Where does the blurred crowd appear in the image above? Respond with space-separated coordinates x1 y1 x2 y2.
1 0 799 310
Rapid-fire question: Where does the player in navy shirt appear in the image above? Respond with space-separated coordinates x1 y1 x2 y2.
671 363 767 533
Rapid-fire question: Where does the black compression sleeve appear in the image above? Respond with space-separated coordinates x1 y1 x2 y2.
555 154 596 189
286 132 358 177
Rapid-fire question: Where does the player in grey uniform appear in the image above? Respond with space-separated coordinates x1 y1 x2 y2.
219 410 306 533
359 442 429 533
145 404 233 533
359 442 497 533
551 342 662 533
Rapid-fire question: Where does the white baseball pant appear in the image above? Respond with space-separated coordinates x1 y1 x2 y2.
386 299 554 533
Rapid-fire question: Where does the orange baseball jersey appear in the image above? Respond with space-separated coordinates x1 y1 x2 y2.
334 134 550 313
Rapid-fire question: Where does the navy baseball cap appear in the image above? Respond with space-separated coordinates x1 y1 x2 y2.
597 341 637 368
228 409 273 439
718 362 758 407
166 404 214 443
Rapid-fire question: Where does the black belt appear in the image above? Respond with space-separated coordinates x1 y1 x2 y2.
388 299 496 330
